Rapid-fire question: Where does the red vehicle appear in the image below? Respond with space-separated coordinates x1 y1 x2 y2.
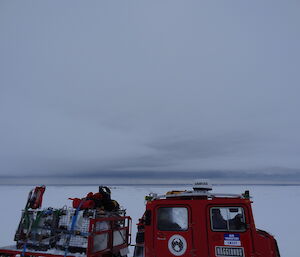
133 181 280 257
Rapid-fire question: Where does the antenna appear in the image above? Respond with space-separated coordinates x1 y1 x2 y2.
193 179 212 191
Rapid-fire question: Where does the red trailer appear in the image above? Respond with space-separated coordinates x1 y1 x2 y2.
0 186 131 257
0 215 131 257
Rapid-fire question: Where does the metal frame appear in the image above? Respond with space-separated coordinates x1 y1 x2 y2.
87 216 132 257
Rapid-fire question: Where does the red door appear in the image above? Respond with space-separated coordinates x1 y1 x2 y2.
207 205 253 257
153 205 194 257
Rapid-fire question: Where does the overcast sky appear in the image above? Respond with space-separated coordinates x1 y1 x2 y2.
0 1 300 184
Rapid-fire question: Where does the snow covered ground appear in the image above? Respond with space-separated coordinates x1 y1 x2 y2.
0 185 299 257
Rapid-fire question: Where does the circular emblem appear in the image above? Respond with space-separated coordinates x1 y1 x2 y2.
168 234 187 256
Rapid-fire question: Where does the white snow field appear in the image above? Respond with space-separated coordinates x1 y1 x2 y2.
0 185 299 257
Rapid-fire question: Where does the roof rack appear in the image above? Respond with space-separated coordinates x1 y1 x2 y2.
146 190 246 201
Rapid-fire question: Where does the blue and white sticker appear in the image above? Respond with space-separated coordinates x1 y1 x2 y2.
224 234 241 246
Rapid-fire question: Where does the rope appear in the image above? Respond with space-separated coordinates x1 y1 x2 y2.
63 199 85 257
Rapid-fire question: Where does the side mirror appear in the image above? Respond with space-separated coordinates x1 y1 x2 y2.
145 210 151 226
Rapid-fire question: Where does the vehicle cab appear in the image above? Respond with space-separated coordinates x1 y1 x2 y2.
134 181 280 257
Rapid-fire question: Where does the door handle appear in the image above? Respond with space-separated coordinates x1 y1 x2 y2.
157 232 166 240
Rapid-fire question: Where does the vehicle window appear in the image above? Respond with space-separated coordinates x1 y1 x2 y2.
210 207 246 232
157 207 188 231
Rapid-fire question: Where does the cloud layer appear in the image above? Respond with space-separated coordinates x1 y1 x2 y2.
0 1 300 183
